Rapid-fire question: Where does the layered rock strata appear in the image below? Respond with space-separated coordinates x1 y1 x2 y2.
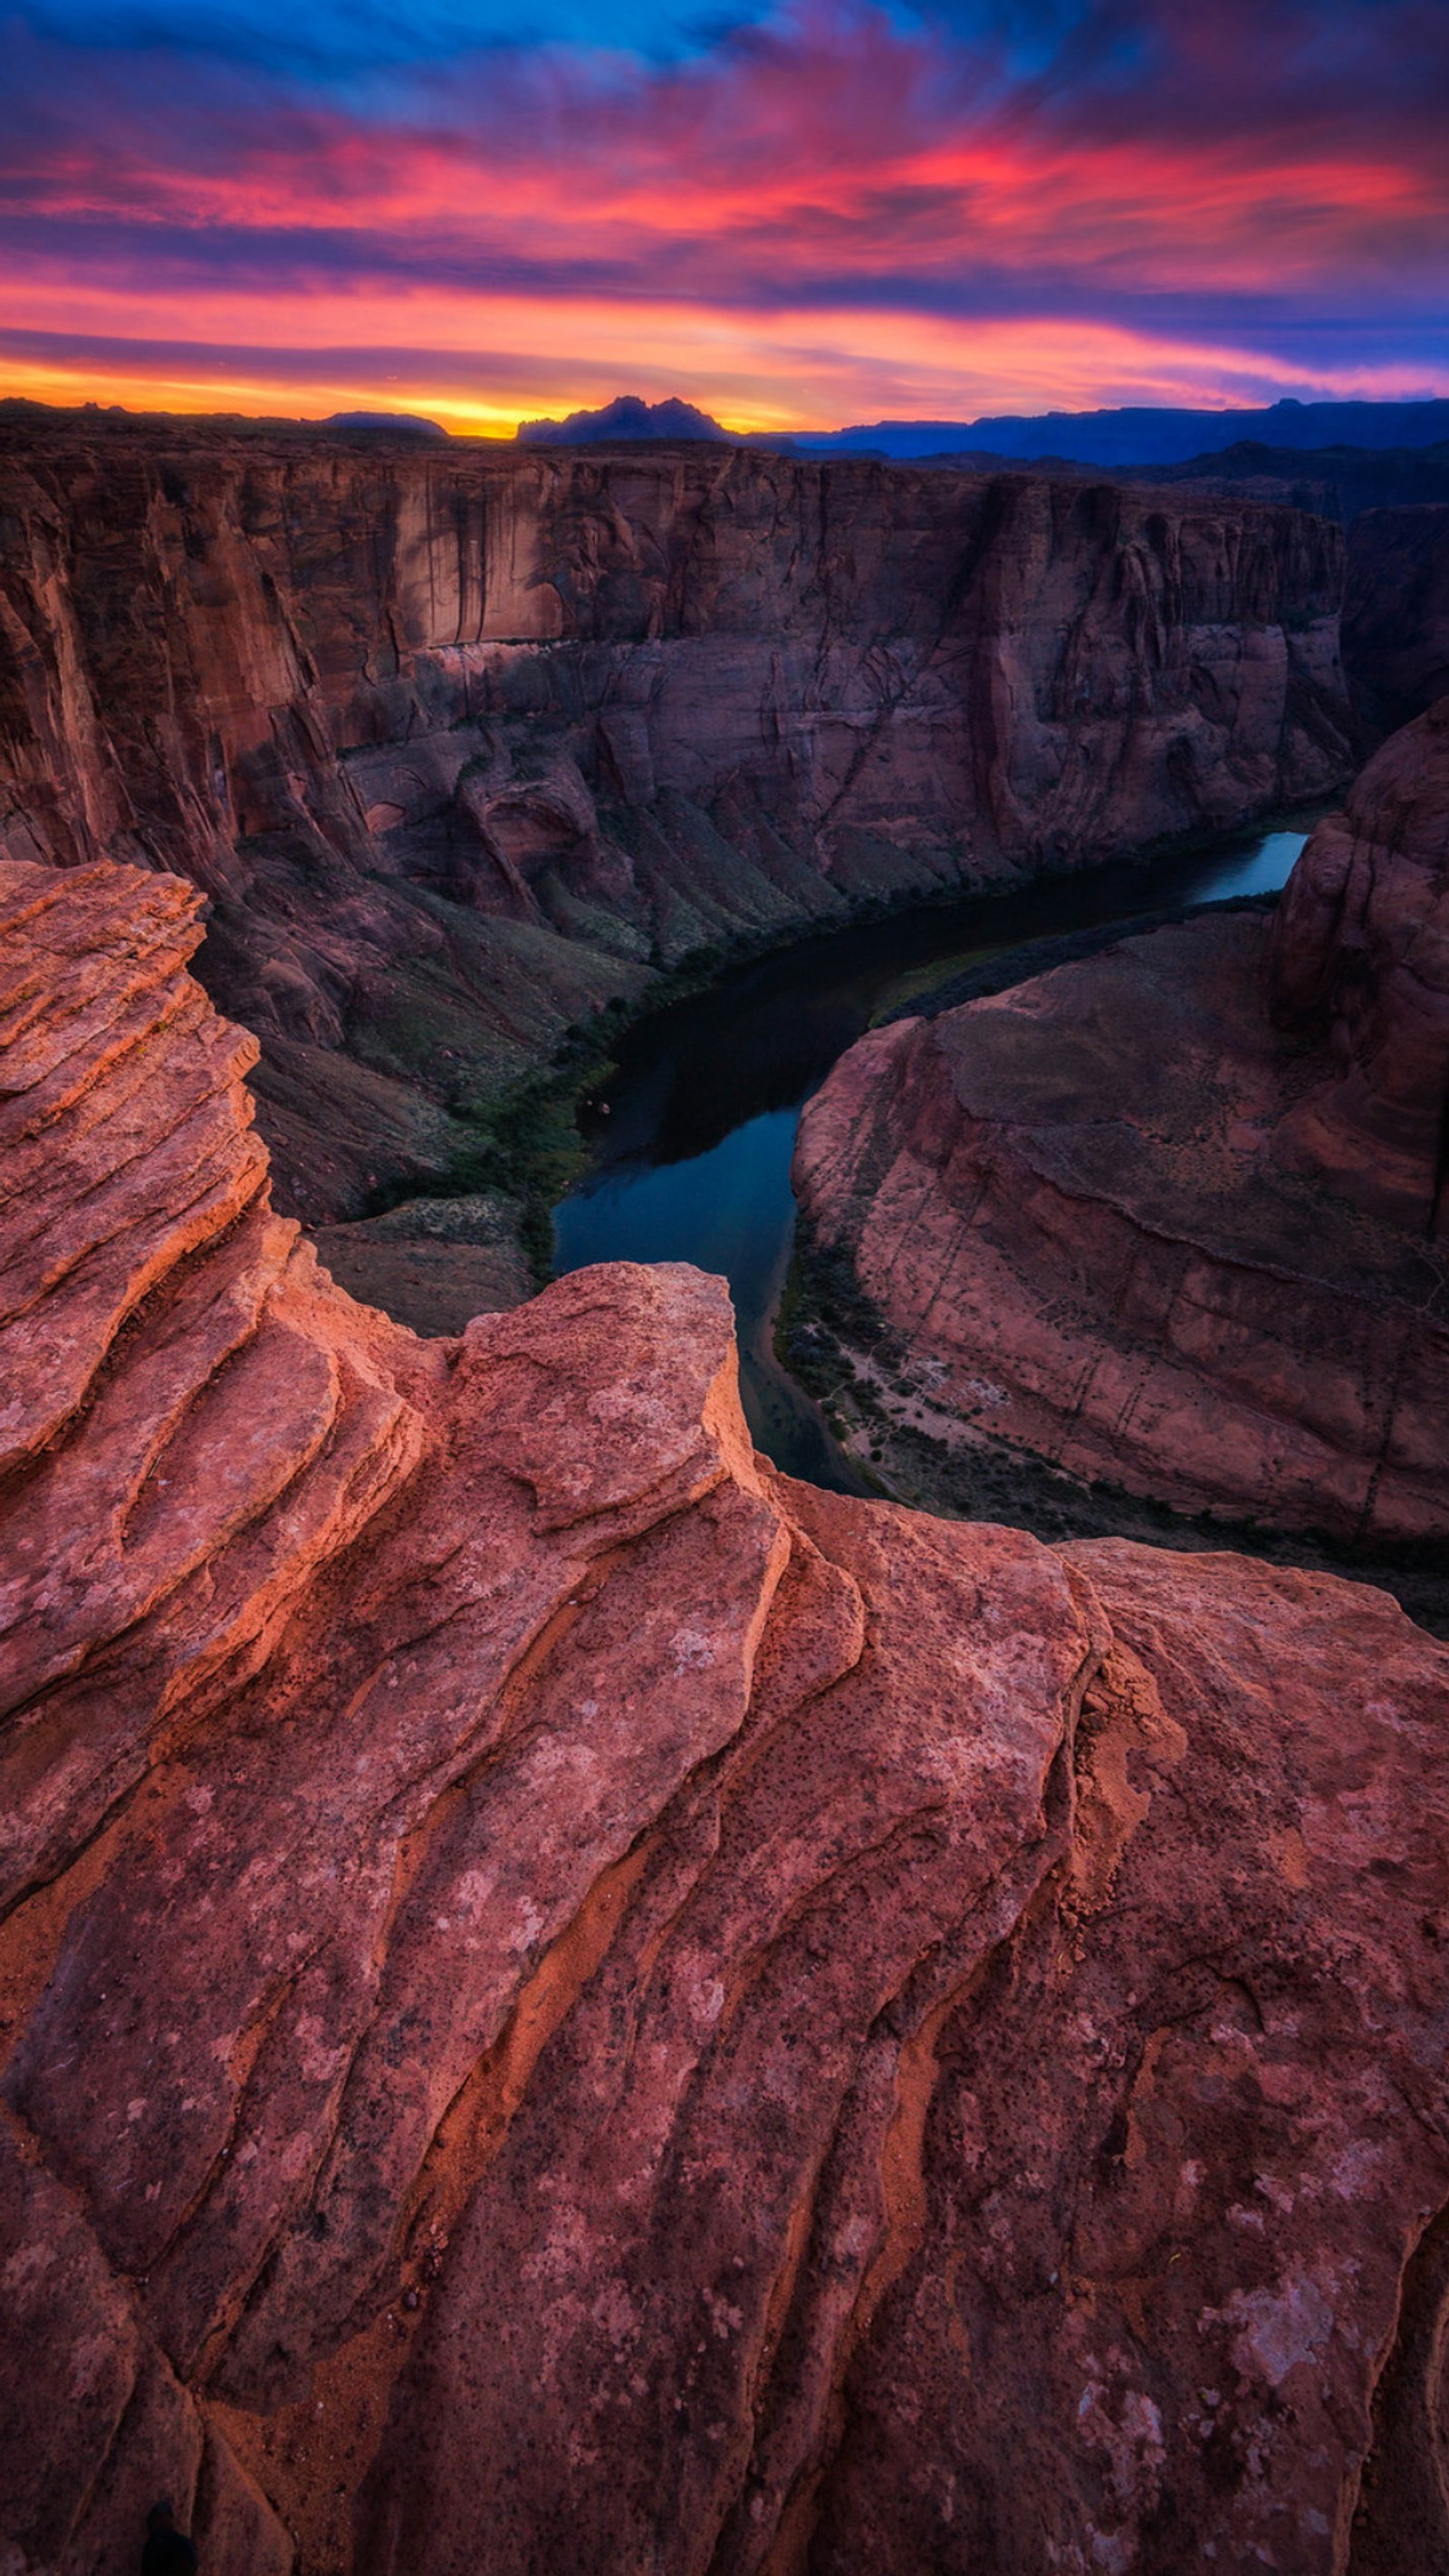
5 857 1449 2575
793 701 1449 1551
0 414 1350 1238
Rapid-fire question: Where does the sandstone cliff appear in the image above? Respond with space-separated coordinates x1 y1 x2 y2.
793 701 1449 1558
0 414 1350 1234
5 862 1449 2574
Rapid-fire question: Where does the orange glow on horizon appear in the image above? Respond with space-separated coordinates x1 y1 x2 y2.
2 2 1445 435
5 312 1446 443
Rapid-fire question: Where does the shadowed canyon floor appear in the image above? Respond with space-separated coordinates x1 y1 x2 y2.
793 699 1449 1602
5 860 1449 2572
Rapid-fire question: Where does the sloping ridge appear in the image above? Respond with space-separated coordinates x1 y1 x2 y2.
2 857 1449 2574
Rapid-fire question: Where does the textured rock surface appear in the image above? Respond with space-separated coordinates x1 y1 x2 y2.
310 1192 533 1334
5 858 1449 2576
794 706 1449 1547
0 414 1350 1233
1344 506 1449 739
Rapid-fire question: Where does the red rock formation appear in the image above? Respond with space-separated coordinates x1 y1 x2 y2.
5 857 1448 2575
0 413 1350 1224
794 706 1449 1546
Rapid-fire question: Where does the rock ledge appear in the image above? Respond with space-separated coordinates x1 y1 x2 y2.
3 858 1448 2575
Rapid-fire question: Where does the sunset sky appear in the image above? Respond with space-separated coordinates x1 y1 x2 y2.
4 0 1447 433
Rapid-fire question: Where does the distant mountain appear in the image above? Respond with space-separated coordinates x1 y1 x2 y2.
322 411 447 438
517 395 732 446
787 399 1449 466
513 391 1449 468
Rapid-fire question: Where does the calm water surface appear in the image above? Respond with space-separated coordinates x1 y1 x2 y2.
552 826 1312 1487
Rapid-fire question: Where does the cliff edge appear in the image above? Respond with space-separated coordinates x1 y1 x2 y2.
4 864 1449 2571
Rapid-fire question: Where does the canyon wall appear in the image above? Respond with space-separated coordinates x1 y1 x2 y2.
1271 692 1449 1224
5 859 1449 2576
1344 504 1449 741
0 415 1351 1221
793 700 1449 1555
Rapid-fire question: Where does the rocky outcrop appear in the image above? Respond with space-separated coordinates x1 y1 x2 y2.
309 1191 533 1335
1344 505 1449 741
5 863 1449 2573
793 703 1449 1552
0 412 1350 1238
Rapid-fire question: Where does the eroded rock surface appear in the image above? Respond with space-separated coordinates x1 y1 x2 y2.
0 415 1350 1234
4 857 1449 2576
309 1191 533 1335
794 704 1449 1553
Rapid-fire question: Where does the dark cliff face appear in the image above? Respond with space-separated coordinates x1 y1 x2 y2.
1105 439 1449 530
1343 506 1449 741
0 419 1351 1216
1271 692 1449 1226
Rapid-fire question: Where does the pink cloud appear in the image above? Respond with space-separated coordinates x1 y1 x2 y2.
1 1 1445 427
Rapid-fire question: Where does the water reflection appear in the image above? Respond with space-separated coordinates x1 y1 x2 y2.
552 822 1313 1482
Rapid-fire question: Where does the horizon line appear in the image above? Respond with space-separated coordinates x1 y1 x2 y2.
7 385 1449 440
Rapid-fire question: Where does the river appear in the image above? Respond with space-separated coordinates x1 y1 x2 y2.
552 823 1312 1491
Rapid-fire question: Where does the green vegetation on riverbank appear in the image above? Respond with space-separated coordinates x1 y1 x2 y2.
365 803 1328 1292
369 1003 629 1283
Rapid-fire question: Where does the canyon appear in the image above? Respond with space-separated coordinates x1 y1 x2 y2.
4 409 1449 2572
0 412 1351 1272
5 852 1449 2575
793 695 1449 1577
